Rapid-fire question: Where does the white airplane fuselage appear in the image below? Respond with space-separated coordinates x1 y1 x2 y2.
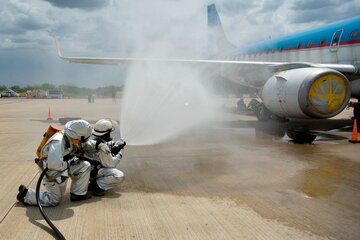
206 4 360 120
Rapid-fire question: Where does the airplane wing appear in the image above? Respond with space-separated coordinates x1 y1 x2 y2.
54 36 360 74
54 37 279 66
54 36 359 88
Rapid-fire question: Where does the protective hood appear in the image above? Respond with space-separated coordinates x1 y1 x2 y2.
64 120 93 141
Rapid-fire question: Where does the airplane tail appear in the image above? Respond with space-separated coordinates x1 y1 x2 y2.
207 4 235 57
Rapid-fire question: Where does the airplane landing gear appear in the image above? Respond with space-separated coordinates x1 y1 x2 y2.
348 101 360 120
256 103 271 121
286 129 316 144
354 104 360 120
236 99 247 111
255 103 287 122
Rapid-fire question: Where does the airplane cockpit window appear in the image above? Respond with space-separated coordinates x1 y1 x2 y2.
297 42 302 48
350 30 358 41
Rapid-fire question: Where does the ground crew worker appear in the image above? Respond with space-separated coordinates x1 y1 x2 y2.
17 120 93 206
83 119 126 196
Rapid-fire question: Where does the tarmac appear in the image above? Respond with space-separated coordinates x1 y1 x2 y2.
0 98 359 240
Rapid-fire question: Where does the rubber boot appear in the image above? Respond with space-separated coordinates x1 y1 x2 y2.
70 192 92 202
17 185 28 203
88 180 105 196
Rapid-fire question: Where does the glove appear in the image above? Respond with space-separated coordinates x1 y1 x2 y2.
119 141 126 150
111 140 126 155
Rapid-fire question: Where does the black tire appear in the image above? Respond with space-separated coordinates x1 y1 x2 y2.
248 99 260 111
237 99 247 111
286 130 316 144
256 103 271 121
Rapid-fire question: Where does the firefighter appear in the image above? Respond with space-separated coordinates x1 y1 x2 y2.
83 119 126 196
17 120 93 206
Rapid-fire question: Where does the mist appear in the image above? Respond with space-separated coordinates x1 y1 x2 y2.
118 1 220 145
119 49 220 145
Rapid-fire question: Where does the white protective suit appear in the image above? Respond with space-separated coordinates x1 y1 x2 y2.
83 139 124 190
24 132 91 206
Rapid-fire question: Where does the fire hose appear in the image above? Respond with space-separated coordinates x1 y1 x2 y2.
36 167 66 240
35 141 125 240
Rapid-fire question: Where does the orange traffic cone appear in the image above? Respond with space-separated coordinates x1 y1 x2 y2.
349 118 360 143
47 107 53 121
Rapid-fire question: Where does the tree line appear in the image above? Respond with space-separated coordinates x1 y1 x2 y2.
0 83 123 98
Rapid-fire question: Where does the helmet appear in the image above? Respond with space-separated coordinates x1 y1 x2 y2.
64 120 93 142
93 119 118 137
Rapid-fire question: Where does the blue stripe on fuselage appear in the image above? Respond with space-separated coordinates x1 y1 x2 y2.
228 16 360 56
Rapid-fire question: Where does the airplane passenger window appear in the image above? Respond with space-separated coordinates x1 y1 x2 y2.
320 37 326 45
350 30 358 41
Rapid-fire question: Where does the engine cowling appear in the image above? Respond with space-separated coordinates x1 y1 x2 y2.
261 68 351 119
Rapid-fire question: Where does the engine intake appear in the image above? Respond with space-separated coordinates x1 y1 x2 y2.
261 68 350 119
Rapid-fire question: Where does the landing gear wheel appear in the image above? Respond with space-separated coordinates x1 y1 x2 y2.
354 104 360 120
237 99 247 111
286 130 316 144
256 103 271 121
248 99 260 111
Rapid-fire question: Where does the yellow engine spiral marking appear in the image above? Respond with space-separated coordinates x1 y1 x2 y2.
308 74 347 114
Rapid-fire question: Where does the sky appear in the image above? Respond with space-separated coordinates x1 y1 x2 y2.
0 0 359 88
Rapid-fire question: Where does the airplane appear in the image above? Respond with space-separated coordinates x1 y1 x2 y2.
54 4 360 143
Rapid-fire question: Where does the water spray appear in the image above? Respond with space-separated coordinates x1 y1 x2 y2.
120 62 218 145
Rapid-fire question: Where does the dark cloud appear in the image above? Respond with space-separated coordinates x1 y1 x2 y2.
0 48 126 88
16 18 46 31
221 2 257 16
43 0 110 11
260 1 283 12
290 0 360 23
291 0 337 10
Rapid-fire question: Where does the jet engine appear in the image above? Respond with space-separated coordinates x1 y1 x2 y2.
261 68 351 119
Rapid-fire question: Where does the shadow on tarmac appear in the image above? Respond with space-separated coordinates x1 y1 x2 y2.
16 190 121 239
219 117 353 143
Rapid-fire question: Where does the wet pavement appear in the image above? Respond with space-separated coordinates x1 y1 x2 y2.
122 122 360 240
0 98 359 239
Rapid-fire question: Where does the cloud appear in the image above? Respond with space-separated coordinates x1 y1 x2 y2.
290 0 360 23
43 0 110 11
1 0 360 88
215 0 360 45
